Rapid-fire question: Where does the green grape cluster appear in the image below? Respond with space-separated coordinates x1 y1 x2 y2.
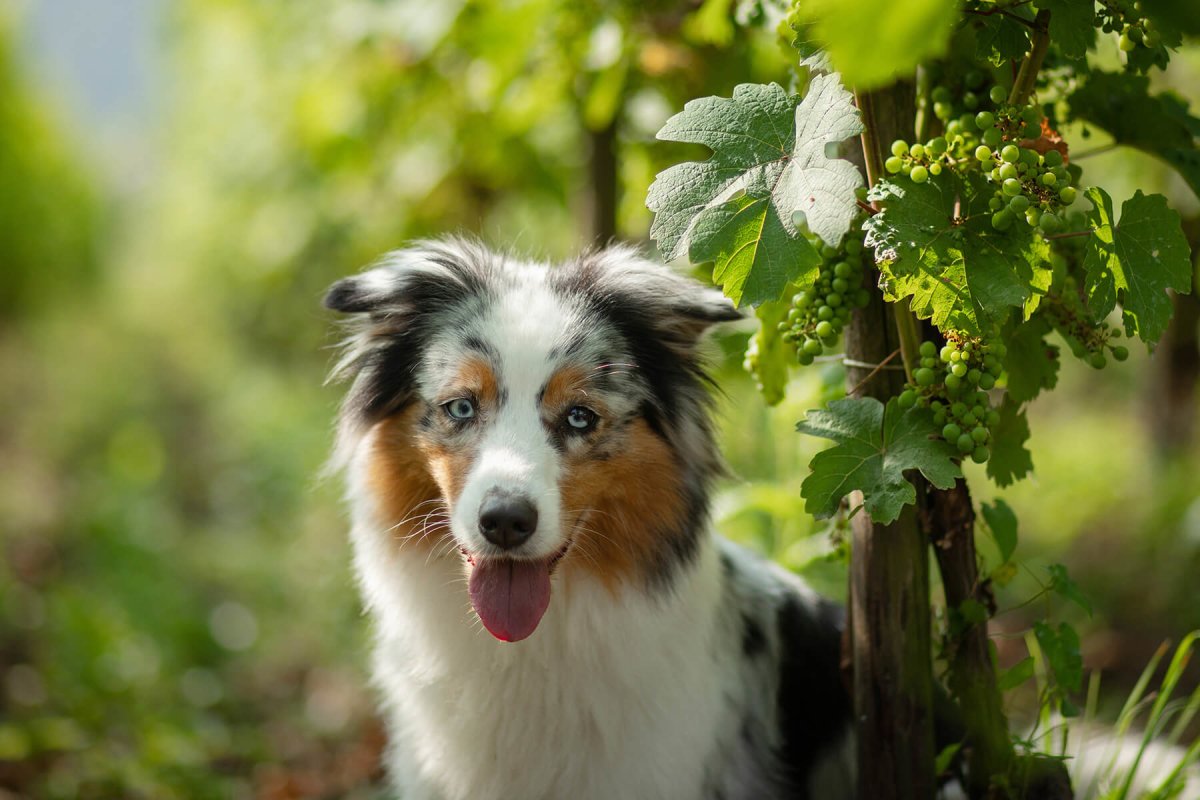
897 337 1005 464
778 232 872 365
1045 281 1130 369
1096 0 1162 50
981 142 1075 234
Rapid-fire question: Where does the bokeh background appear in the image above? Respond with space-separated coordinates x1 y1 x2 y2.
1 1 1197 797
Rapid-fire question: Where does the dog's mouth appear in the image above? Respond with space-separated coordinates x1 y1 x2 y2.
460 541 570 643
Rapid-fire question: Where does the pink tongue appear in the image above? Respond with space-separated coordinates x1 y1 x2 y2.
467 557 552 642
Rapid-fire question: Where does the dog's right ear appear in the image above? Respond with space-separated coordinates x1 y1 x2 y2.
323 240 487 318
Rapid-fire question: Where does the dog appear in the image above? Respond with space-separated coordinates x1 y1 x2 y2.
323 238 854 800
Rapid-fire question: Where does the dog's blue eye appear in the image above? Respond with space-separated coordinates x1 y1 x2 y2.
565 406 597 431
445 398 476 421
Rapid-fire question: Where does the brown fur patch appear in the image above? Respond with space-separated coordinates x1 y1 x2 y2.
541 365 589 412
559 419 687 589
366 407 444 553
447 356 499 407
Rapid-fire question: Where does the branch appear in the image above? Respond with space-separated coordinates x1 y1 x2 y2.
1008 9 1051 106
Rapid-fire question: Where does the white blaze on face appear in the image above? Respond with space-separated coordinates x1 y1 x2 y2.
436 271 579 642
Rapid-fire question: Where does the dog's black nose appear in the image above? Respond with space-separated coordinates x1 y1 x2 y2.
478 491 538 550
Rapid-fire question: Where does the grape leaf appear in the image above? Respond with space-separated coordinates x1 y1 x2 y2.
966 12 1032 66
1047 564 1093 617
1034 621 1083 694
796 397 961 524
1070 72 1200 201
791 0 959 90
1083 187 1193 344
647 77 864 306
864 174 1052 336
1038 0 1097 60
981 498 1018 563
997 657 1035 692
986 397 1033 487
1002 316 1059 404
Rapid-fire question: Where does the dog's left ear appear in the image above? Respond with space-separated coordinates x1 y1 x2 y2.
576 246 741 350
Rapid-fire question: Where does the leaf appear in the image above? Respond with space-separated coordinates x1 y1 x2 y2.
792 0 960 90
934 742 963 775
1034 620 1083 694
1002 316 1059 404
1038 0 1097 60
1047 563 1093 617
796 397 961 524
647 77 864 305
986 397 1033 487
865 174 1051 336
966 11 1032 66
998 656 1036 692
1083 187 1193 344
1070 71 1200 200
981 498 1018 563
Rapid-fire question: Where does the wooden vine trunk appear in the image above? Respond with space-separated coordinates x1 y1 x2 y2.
845 80 937 800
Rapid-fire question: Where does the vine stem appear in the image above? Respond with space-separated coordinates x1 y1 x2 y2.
1008 9 1051 106
855 89 920 384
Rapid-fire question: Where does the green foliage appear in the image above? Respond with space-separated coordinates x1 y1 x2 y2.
789 0 960 90
986 398 1034 487
1083 187 1193 344
1069 71 1200 201
796 396 961 523
648 75 864 305
981 497 1018 564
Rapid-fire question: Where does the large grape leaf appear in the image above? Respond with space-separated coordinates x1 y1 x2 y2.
647 77 864 306
986 397 1033 487
1001 316 1059 404
864 174 1052 336
1083 187 1193 344
966 11 1032 66
1038 0 1097 60
796 397 961 524
1069 72 1200 201
791 0 959 90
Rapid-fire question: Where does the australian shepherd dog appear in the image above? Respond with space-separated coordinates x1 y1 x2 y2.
323 238 853 800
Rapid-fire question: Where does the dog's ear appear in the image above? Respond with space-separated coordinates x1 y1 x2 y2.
571 245 741 352
324 242 486 319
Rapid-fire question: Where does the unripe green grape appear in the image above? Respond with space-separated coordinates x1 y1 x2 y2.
982 127 1002 148
986 409 1001 426
833 261 852 278
992 343 1007 360
803 338 823 355
1021 106 1042 127
1111 345 1130 361
971 446 990 464
797 351 815 366
832 278 848 292
979 373 996 390
967 368 982 384
933 411 946 425
971 426 989 444
891 139 909 157
957 433 976 453
1019 147 1039 166
989 196 1005 212
951 401 967 416
991 210 1014 231
915 367 936 386
951 362 968 378
950 349 963 362
1041 172 1057 187
934 101 954 119
959 113 977 131
943 423 963 441
940 346 954 362
910 165 930 183
1058 186 1077 204
1044 149 1064 167
921 357 936 369
1008 195 1030 213
1144 30 1160 47
817 305 833 320
1038 212 1061 233
885 156 904 173
1025 208 1042 227
898 389 917 408
929 137 948 155
910 143 926 159
1002 178 1022 196
945 373 963 391
1090 352 1107 369
1001 144 1020 163
963 92 979 110
929 162 943 176
827 293 843 307
975 110 995 130
989 85 1008 104
975 145 993 162
931 86 952 104
999 163 1019 181
920 341 937 357
1119 31 1137 51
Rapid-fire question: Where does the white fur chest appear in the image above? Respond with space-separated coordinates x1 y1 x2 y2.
355 522 737 800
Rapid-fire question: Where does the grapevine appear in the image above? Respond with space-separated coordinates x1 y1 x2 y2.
779 228 870 366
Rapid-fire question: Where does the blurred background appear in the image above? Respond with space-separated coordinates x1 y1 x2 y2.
0 1 1197 797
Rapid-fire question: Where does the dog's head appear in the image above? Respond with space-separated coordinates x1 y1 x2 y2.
325 239 738 642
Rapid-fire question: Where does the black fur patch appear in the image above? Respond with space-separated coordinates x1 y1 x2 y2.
775 594 851 792
741 614 766 658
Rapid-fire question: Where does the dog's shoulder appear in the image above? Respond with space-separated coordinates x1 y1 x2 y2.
716 538 852 798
